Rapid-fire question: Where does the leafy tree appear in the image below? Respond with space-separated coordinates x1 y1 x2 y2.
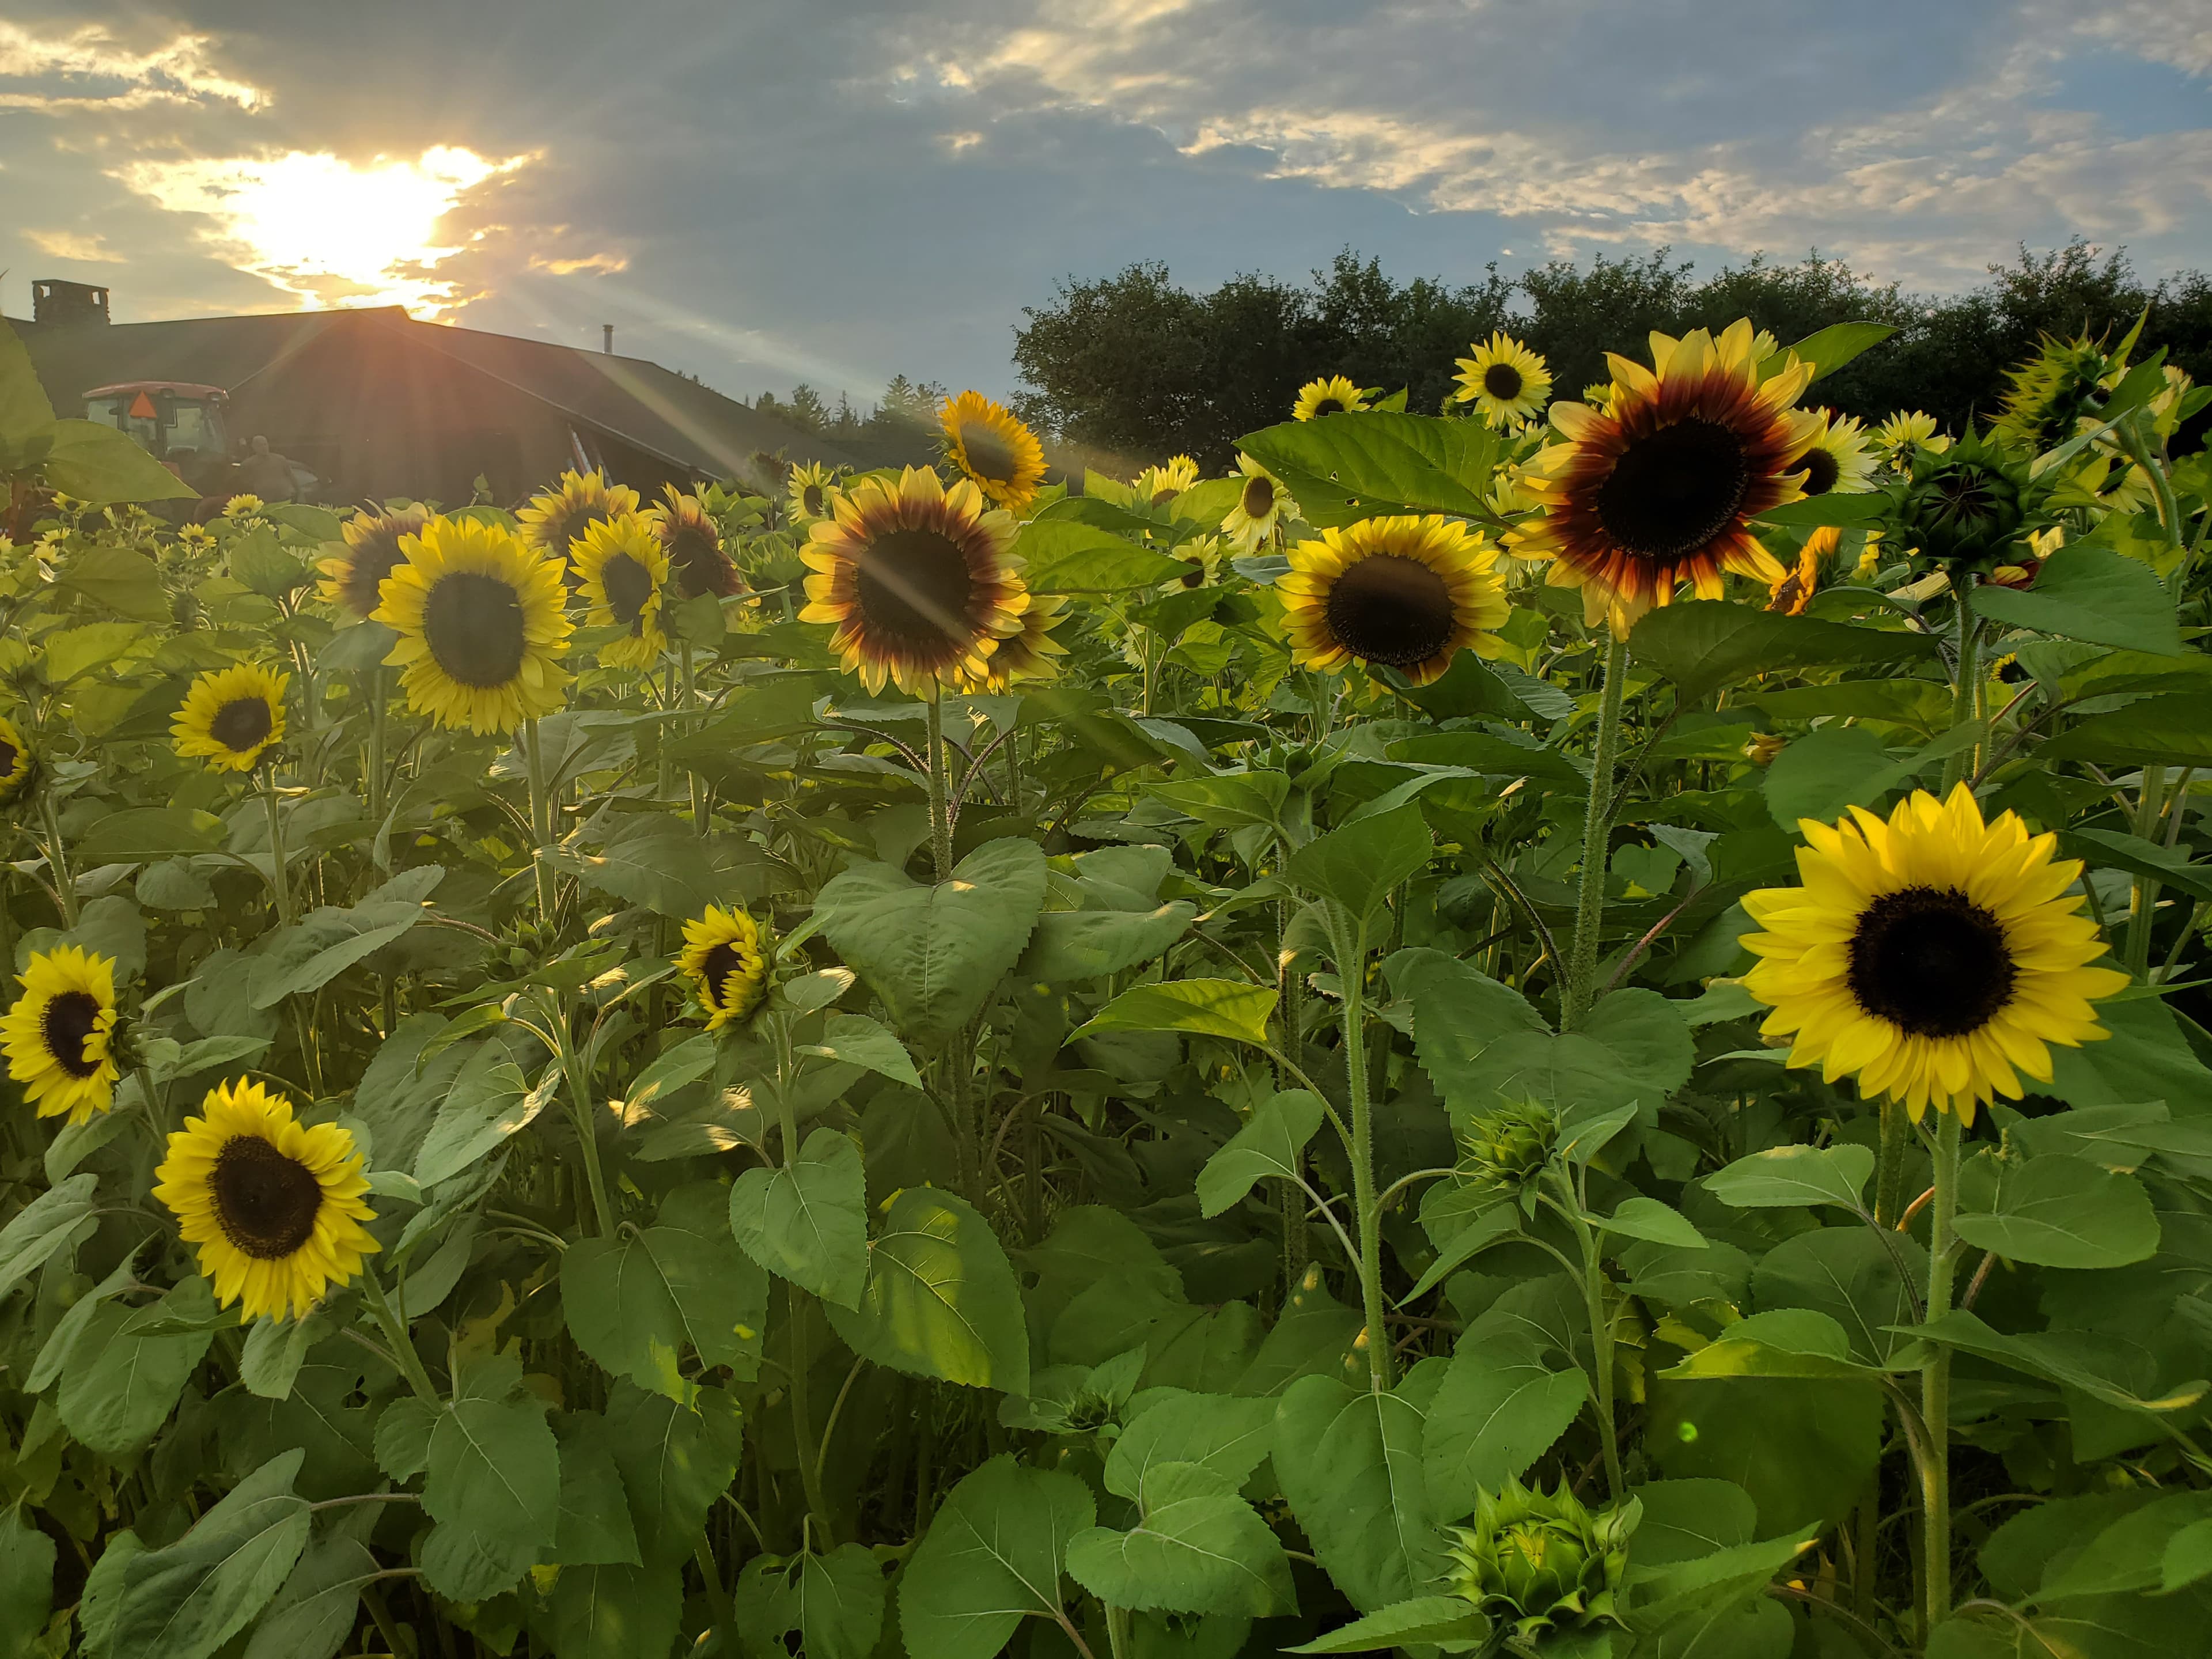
1015 241 2212 467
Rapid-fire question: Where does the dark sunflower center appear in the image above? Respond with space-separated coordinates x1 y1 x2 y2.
1313 398 1345 416
1800 446 1840 497
1179 563 1206 588
211 1134 325 1260
41 991 103 1078
1846 885 2017 1038
1483 363 1524 400
345 531 407 611
0 737 17 780
600 552 655 629
668 525 736 597
1596 416 1751 562
1241 476 1276 518
854 528 976 649
803 485 825 517
1151 488 1177 507
701 942 747 1005
960 425 1019 484
1323 554 1457 668
209 697 274 754
423 571 528 688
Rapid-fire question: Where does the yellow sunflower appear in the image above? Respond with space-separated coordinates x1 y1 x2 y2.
1741 784 2128 1124
172 663 289 774
0 714 33 809
786 461 842 527
798 465 1028 695
153 1079 380 1323
978 592 1070 691
1766 525 1841 615
678 906 770 1030
1 946 121 1124
1293 376 1369 421
1874 411 1946 459
373 516 573 734
941 391 1047 513
318 504 431 620
1798 412 1877 498
517 470 640 564
1509 320 1823 632
222 495 266 520
1161 536 1225 593
1278 515 1509 686
1221 455 1298 551
1134 454 1200 507
1455 333 1553 427
572 515 671 672
647 486 745 600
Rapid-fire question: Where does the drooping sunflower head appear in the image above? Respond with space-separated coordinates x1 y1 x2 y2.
1508 320 1822 632
1741 783 2129 1124
153 1079 380 1323
172 662 289 773
373 515 574 734
1278 514 1509 687
1798 411 1877 498
1993 335 2115 453
1 945 121 1124
977 591 1071 691
1134 454 1200 508
573 514 672 672
678 905 771 1030
647 487 744 599
798 465 1028 695
1887 427 2039 573
1766 525 1842 615
318 503 432 619
941 392 1048 513
786 461 842 527
0 713 35 810
1455 332 1554 427
1221 454 1298 551
1160 535 1225 594
518 470 641 563
1293 376 1369 421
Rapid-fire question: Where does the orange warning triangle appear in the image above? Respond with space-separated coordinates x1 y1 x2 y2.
127 391 157 419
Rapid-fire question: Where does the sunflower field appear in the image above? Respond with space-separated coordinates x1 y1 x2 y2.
1 303 2210 1659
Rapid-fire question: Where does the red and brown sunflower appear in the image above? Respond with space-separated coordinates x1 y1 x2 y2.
1509 320 1823 632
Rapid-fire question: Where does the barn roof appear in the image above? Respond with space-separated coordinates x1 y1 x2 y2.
10 306 858 481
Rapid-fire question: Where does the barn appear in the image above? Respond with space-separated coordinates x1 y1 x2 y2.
10 279 862 509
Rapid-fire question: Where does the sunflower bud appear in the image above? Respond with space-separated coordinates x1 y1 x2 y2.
1743 731 1785 767
1457 1099 1556 1203
1441 1475 1637 1644
1884 429 2041 573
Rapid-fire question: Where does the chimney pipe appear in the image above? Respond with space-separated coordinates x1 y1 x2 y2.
602 324 613 355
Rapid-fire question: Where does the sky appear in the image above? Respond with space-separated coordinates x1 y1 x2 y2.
3 0 2210 411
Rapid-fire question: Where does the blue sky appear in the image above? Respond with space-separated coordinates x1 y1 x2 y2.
3 1 2209 410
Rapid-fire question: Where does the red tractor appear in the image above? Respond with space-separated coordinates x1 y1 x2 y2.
81 381 241 502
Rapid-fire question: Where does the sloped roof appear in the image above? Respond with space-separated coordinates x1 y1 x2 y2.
14 306 851 480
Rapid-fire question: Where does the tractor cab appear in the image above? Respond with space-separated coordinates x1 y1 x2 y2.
82 381 235 495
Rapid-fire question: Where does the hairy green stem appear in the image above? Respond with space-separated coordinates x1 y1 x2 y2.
925 694 953 884
1563 630 1628 1028
1874 1099 1911 1229
547 1005 616 1238
1332 907 1394 1393
361 1269 441 1405
365 667 389 834
524 716 556 923
38 790 77 928
2127 764 2168 979
261 771 295 926
1920 1111 1963 1635
1941 579 1982 794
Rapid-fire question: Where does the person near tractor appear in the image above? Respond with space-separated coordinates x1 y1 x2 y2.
238 435 301 502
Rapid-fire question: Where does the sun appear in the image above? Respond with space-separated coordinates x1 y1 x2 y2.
116 145 531 315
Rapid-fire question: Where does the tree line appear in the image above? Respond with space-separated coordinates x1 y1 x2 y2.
1007 243 2212 471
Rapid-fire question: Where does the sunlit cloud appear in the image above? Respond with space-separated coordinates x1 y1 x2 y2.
113 146 532 316
25 228 126 264
0 21 264 111
528 252 630 276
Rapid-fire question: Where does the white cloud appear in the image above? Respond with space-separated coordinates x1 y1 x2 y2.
25 228 126 263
